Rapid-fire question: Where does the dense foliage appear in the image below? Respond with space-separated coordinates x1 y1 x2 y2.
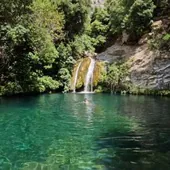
0 0 169 95
0 0 92 95
106 0 155 41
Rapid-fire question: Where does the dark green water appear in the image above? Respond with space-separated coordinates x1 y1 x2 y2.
0 94 170 170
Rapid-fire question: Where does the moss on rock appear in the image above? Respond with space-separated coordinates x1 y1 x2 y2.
71 57 105 91
93 61 105 87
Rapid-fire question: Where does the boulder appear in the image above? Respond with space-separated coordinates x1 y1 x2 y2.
151 20 163 30
138 34 148 45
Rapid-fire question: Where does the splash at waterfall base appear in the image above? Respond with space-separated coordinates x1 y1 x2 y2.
71 53 105 93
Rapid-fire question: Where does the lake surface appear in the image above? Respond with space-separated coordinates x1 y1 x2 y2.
0 93 170 170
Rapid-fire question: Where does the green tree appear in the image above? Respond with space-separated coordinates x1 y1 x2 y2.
57 0 91 39
0 0 32 24
0 0 65 95
106 0 155 40
90 7 110 51
30 0 64 40
123 0 155 38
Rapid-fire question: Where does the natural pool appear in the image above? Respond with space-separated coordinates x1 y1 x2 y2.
0 93 170 170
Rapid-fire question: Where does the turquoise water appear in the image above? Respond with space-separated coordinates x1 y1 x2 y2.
0 94 170 170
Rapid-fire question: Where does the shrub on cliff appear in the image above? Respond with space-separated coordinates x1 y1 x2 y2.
103 62 129 93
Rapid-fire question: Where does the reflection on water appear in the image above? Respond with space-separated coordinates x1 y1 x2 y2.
84 94 95 122
0 94 170 169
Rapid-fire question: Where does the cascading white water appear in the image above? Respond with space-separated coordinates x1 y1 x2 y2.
84 57 95 92
73 61 82 93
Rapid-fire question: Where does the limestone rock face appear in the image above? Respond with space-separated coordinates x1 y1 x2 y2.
96 43 137 63
97 43 170 90
130 48 170 90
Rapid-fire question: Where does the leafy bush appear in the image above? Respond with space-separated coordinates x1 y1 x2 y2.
58 68 71 93
103 62 129 93
1 82 23 95
36 76 60 93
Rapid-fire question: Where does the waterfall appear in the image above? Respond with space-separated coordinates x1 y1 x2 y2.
73 61 82 93
84 57 95 92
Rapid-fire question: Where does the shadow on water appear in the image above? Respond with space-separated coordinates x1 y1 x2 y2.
94 95 170 170
95 129 170 170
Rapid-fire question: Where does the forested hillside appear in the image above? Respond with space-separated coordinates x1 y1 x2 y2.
0 0 170 96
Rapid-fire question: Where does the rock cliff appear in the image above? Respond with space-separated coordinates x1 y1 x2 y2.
97 43 170 90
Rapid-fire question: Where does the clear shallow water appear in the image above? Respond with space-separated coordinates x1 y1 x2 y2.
0 94 170 170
